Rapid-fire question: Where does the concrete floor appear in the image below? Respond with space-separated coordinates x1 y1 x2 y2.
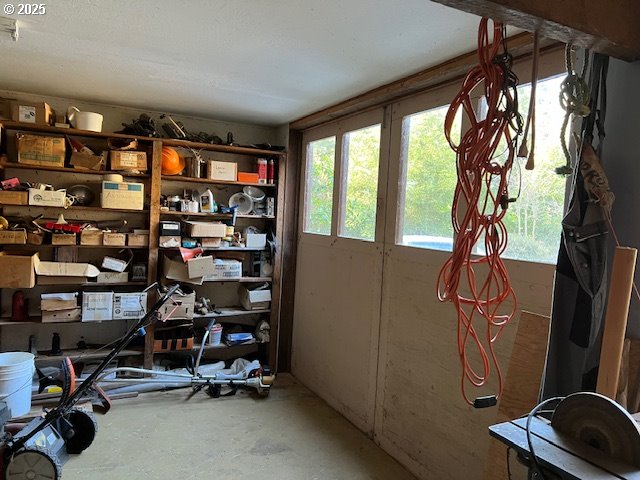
64 374 416 479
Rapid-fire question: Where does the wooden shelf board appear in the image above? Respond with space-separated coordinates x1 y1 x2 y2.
34 347 143 363
159 246 266 252
9 244 149 250
159 210 274 219
193 308 271 319
161 175 276 188
0 159 149 178
2 204 148 214
0 121 286 157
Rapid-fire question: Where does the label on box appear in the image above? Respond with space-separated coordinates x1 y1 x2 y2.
18 106 36 123
113 292 147 319
82 292 114 321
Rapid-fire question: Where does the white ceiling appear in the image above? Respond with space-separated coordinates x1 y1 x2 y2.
0 0 484 126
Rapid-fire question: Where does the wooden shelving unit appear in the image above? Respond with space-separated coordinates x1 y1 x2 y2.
0 120 285 372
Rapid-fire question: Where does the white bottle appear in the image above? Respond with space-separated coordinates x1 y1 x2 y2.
199 189 216 213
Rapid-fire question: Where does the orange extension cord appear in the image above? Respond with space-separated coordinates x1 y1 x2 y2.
437 18 521 406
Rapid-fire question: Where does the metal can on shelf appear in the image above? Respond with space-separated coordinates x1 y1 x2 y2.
257 158 267 184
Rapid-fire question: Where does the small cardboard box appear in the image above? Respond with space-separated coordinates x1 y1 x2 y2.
51 233 77 246
70 151 105 171
237 172 260 184
28 188 66 207
207 160 237 181
245 233 267 249
101 181 144 210
41 292 78 311
159 221 181 236
42 308 81 323
27 231 44 245
82 291 114 322
201 237 222 248
103 232 126 246
186 221 226 238
209 259 242 280
17 134 65 167
187 255 214 278
158 291 195 320
113 292 148 320
239 284 272 310
0 229 27 244
11 101 55 125
96 272 128 284
80 229 103 245
110 151 147 171
101 255 129 273
0 251 37 288
159 235 181 248
0 190 28 205
127 233 149 247
163 255 203 285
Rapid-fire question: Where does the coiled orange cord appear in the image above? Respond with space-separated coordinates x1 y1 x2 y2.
437 18 520 406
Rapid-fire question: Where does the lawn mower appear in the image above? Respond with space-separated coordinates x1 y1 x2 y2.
0 284 274 479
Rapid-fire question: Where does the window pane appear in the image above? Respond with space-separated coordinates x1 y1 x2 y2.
399 105 460 251
501 75 566 264
340 125 381 241
304 136 336 235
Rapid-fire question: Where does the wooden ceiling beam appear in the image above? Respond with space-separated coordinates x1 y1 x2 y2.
431 0 640 62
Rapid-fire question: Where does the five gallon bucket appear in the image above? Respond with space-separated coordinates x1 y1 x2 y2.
0 352 35 417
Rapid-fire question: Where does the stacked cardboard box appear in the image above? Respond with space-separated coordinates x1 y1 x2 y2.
40 292 80 323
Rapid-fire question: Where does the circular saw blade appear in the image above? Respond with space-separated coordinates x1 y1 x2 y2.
551 392 640 467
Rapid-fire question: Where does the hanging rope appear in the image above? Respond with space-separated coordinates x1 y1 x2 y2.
437 18 521 406
556 44 591 175
518 31 539 170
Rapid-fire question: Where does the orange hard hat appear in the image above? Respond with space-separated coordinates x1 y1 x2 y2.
161 147 185 175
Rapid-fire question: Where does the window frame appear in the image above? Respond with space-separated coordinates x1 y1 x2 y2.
300 109 386 242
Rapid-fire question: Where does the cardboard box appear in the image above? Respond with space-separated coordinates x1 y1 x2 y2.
11 101 54 125
70 152 105 171
186 221 226 238
159 221 181 236
127 233 149 247
51 233 76 246
163 255 203 285
201 237 222 248
187 255 214 278
245 233 267 249
42 308 81 323
153 337 194 352
159 235 181 248
110 151 147 171
0 251 37 288
237 172 260 183
80 229 103 245
41 292 78 311
27 231 44 245
82 291 114 322
158 291 195 320
34 256 100 278
207 160 237 181
17 134 65 167
0 190 28 205
28 188 66 207
113 292 148 320
210 259 242 280
102 232 126 246
101 255 129 273
239 284 272 310
101 181 144 210
96 272 128 284
0 229 27 244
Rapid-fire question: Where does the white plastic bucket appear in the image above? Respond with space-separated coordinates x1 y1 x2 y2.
208 324 223 346
0 352 35 417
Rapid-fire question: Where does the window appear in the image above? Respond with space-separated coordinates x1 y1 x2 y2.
398 104 460 251
339 125 381 241
304 136 336 235
501 75 566 263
